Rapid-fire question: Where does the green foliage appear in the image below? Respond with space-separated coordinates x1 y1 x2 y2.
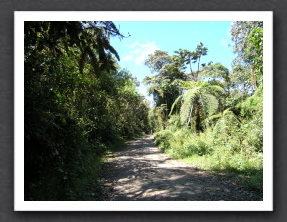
230 21 263 90
148 105 168 132
211 109 240 137
154 126 263 193
25 21 149 200
170 80 225 134
25 21 264 200
245 26 263 84
148 24 263 194
154 128 214 158
154 87 263 194
143 50 187 119
154 130 174 152
239 85 263 119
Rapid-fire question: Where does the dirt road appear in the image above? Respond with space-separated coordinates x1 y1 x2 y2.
101 135 262 201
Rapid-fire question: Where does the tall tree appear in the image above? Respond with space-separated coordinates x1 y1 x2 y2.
143 50 186 121
170 80 225 135
170 43 216 135
173 43 209 81
192 42 208 79
144 43 210 132
230 21 263 90
201 62 231 111
24 21 149 201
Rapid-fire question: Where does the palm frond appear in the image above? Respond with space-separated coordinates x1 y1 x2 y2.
169 94 183 115
180 98 193 124
179 88 199 124
213 109 240 135
173 79 198 89
204 85 225 96
201 93 218 116
204 112 223 123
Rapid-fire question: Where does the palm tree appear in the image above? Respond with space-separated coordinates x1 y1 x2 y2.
25 21 124 77
206 108 241 138
170 80 225 135
143 50 187 119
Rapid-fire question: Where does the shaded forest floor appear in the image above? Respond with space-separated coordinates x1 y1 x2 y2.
99 135 262 201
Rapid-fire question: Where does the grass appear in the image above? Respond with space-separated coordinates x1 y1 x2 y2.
181 153 263 193
154 129 263 194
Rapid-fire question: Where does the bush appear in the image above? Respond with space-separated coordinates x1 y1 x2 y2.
154 129 214 158
154 126 263 193
154 130 174 151
184 138 211 156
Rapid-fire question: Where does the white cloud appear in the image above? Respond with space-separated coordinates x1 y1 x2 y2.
124 41 159 65
122 55 133 61
136 42 159 65
141 42 153 48
130 40 140 48
131 49 140 54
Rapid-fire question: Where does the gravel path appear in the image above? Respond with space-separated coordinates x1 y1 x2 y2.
101 135 262 201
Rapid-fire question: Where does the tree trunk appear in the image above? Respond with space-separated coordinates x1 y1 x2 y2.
195 98 201 136
196 56 201 79
186 103 193 127
252 68 257 90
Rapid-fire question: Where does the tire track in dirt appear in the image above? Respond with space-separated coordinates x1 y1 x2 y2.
101 135 262 201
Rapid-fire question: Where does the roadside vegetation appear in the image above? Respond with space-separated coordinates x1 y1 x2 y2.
148 22 263 193
24 21 263 200
24 22 150 200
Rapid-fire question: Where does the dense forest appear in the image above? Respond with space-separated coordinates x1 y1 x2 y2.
148 21 263 192
24 21 150 200
24 21 263 200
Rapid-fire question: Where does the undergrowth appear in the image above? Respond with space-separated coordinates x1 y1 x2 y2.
26 132 146 201
154 129 263 193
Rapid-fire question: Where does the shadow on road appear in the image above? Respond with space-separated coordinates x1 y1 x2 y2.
102 135 262 201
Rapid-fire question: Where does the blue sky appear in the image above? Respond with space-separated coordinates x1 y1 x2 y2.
110 21 236 104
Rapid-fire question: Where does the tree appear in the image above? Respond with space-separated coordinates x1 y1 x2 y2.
201 63 230 84
167 43 223 135
192 42 209 79
25 21 124 74
144 43 212 133
173 43 209 80
143 50 187 121
151 23 263 190
230 21 263 90
24 21 149 200
200 62 232 111
112 69 150 137
170 80 225 135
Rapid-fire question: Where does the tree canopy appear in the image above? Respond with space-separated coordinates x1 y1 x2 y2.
25 21 149 200
24 20 264 200
149 22 263 194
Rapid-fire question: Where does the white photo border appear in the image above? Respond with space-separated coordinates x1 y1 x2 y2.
14 11 273 211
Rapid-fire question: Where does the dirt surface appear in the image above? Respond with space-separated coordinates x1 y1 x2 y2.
101 135 262 201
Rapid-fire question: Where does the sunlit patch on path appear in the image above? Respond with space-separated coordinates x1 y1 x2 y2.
102 135 262 201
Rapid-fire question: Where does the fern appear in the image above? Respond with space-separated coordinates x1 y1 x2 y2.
180 87 199 124
169 94 182 115
238 86 263 119
171 79 225 130
212 109 240 136
201 94 218 116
